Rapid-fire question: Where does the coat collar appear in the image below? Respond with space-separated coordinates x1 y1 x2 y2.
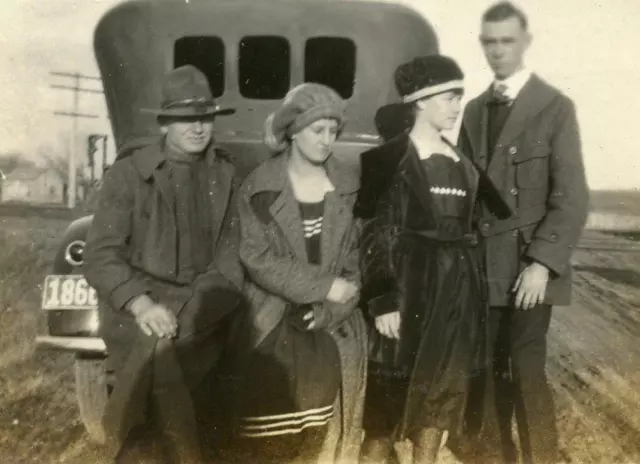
247 151 358 270
492 67 532 100
464 74 557 163
493 74 557 150
248 151 359 197
131 136 230 181
397 136 481 229
397 138 437 227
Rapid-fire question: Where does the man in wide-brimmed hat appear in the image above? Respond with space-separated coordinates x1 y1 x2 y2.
84 65 244 463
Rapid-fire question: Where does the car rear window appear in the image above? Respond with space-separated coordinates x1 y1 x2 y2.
174 36 225 97
305 37 356 99
239 36 291 100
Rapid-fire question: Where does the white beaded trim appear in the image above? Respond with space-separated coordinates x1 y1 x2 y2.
430 186 467 197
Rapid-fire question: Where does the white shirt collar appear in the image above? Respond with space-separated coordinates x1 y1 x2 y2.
493 67 532 100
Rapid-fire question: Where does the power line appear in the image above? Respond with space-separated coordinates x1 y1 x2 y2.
50 71 102 81
51 85 104 94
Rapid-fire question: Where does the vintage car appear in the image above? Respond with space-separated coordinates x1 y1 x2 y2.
35 0 438 443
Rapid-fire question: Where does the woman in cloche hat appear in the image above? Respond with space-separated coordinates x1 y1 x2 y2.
355 55 511 463
231 83 368 463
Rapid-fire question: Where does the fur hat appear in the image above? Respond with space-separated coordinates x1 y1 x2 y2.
395 55 464 104
142 65 235 117
264 83 346 152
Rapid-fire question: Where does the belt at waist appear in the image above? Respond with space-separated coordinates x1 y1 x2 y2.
478 203 547 237
399 229 478 247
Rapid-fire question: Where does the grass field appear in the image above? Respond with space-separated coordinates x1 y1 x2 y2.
0 217 106 463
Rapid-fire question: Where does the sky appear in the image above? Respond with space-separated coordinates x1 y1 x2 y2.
0 0 639 189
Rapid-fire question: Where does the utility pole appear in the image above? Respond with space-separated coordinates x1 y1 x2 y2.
50 71 103 209
86 134 108 183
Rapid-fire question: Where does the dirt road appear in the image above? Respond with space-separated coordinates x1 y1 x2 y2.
0 215 638 463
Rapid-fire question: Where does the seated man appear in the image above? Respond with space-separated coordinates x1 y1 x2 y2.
84 65 244 463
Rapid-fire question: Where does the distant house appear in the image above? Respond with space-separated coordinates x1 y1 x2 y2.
0 166 66 205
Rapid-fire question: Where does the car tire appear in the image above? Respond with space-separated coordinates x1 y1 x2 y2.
75 356 108 444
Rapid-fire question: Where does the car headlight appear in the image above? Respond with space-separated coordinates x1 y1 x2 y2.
65 240 85 266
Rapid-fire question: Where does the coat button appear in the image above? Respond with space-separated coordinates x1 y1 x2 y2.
550 233 558 242
509 146 518 155
510 187 518 196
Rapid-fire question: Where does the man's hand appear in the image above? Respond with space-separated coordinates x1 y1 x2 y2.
375 311 401 339
326 277 359 304
129 295 178 338
512 261 550 310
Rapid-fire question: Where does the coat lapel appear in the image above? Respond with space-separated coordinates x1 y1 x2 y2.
398 140 437 227
494 75 550 149
270 178 308 262
132 140 175 219
206 148 233 250
321 158 359 271
464 88 492 170
151 167 175 215
258 153 359 270
486 75 556 181
449 141 480 202
131 140 177 278
320 191 341 271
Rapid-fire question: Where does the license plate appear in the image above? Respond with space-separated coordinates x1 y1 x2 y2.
41 275 98 310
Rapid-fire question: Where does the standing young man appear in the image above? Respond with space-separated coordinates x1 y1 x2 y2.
84 65 244 463
458 3 589 463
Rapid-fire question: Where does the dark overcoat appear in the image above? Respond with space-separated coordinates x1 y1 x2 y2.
458 74 589 306
355 134 511 315
354 134 511 438
83 137 244 459
236 153 368 463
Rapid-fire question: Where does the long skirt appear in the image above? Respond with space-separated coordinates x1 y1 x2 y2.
234 304 342 463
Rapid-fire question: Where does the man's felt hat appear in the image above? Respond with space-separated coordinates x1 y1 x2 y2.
142 65 235 117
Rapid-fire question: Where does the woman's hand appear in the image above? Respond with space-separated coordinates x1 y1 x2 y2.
326 277 359 304
303 309 316 330
375 311 401 339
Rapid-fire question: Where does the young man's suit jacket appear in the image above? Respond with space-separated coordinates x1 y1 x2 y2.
458 74 589 306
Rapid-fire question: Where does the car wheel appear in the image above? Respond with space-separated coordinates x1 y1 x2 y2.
75 356 108 444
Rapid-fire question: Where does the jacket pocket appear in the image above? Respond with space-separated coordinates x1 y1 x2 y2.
514 144 550 190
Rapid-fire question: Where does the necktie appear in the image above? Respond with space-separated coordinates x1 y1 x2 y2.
490 83 511 105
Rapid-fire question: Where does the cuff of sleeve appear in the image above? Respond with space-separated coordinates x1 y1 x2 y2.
312 303 332 330
368 292 398 318
109 279 151 311
310 274 336 302
525 239 567 276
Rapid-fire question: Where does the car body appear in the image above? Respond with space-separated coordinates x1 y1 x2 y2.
35 0 438 442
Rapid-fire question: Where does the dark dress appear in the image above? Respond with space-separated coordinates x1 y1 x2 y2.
362 148 489 442
234 200 342 463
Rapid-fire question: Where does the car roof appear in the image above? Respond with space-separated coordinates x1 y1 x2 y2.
94 0 438 149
